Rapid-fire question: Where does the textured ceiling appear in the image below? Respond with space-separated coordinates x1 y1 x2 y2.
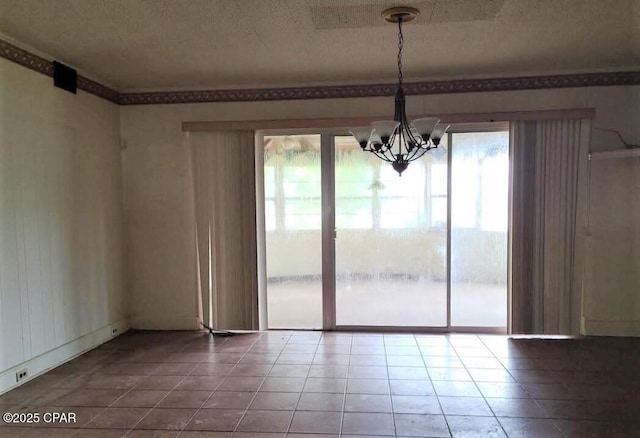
309 0 506 29
0 0 638 91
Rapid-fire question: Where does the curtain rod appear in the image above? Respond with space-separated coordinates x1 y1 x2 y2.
182 108 595 132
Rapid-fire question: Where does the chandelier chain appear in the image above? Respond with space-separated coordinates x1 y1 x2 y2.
397 18 404 85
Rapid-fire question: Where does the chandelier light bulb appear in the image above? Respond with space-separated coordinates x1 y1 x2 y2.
349 127 374 149
371 121 400 143
370 131 383 146
411 117 440 142
430 123 451 146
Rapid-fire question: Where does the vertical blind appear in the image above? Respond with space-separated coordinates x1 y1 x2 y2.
189 131 258 331
511 119 591 335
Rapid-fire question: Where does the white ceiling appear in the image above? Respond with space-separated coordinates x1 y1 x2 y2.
1 0 639 91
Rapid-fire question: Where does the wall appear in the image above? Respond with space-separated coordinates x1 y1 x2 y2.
584 153 640 336
120 84 640 334
582 87 640 336
0 58 127 393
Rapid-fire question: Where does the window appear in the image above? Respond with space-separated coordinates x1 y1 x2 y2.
264 135 322 231
264 165 277 231
429 163 447 227
283 163 321 230
451 132 509 231
481 154 509 232
265 135 454 231
452 159 478 228
335 148 374 229
379 163 427 229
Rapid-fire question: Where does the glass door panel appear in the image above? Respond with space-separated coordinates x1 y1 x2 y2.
450 131 509 327
334 136 448 327
264 135 323 329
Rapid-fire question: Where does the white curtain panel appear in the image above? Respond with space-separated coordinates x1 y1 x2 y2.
511 119 591 335
189 131 258 331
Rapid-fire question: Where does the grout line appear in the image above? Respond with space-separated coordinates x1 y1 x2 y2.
384 334 397 438
177 334 246 435
427 333 454 438
39 337 196 436
476 335 565 425
121 334 221 435
231 331 291 434
8 331 640 437
284 333 322 434
337 333 353 436
465 334 511 437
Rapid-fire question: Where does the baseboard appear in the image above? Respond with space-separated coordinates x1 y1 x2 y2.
0 317 130 395
583 319 640 337
130 314 200 330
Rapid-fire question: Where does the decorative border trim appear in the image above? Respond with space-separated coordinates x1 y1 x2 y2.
77 75 120 104
0 38 52 76
120 71 640 105
2 37 640 106
0 39 120 104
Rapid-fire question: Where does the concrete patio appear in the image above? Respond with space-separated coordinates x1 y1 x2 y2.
267 279 507 330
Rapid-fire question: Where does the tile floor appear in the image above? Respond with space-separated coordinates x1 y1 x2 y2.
1 330 639 437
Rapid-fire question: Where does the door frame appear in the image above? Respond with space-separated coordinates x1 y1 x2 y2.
446 124 510 334
258 123 510 334
321 134 337 330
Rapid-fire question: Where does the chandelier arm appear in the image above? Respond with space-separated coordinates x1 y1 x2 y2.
404 143 420 161
383 150 398 162
387 128 399 154
401 118 425 150
406 144 428 162
402 129 412 156
368 150 394 163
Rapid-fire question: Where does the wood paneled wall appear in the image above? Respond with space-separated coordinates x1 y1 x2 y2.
0 58 126 385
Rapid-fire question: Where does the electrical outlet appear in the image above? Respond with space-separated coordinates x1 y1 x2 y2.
15 368 28 383
111 328 118 335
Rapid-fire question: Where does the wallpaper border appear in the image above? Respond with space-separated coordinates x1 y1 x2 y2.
2 38 639 106
1 39 120 104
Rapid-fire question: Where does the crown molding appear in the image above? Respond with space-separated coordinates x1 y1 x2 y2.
2 37 640 106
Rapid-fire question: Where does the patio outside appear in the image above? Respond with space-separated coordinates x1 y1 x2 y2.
267 277 507 329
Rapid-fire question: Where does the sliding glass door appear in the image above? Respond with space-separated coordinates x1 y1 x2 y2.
263 135 323 329
450 132 509 328
261 126 509 331
334 136 448 327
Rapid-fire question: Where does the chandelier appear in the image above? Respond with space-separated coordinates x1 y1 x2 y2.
349 7 449 175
